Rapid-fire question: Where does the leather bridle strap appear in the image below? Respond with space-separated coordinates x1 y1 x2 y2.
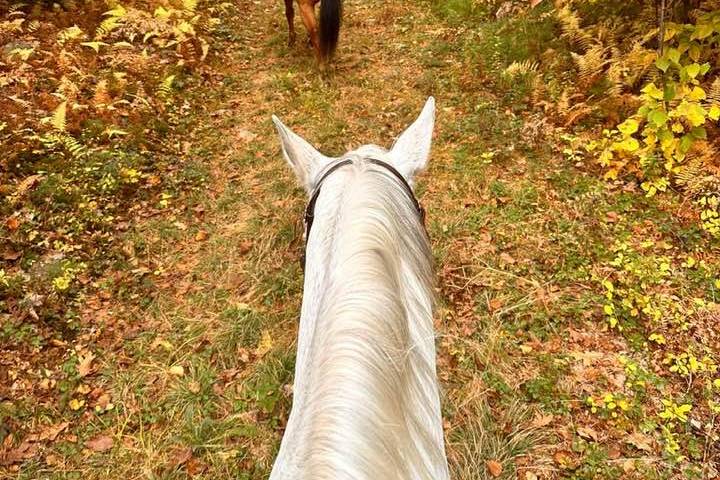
301 158 427 269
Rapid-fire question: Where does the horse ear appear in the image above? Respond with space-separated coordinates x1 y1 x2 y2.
272 115 329 192
388 97 435 182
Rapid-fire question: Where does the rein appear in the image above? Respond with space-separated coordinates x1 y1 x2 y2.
301 158 427 268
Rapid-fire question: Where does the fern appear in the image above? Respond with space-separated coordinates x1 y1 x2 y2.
51 101 67 132
95 5 126 39
706 78 720 106
157 74 175 99
40 133 87 160
57 25 84 44
182 0 198 14
571 45 607 87
93 80 111 107
504 60 539 77
26 19 39 33
557 6 593 52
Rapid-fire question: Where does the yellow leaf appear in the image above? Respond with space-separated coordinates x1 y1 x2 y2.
69 398 85 411
255 330 273 358
618 118 639 136
688 86 706 101
709 105 720 121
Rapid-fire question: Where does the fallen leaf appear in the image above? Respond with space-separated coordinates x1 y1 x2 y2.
553 450 573 466
625 432 653 452
1 249 21 261
489 297 504 312
486 459 503 477
76 384 91 394
96 393 111 409
1 441 37 465
577 426 599 441
85 435 113 452
529 412 554 429
39 422 69 442
169 446 192 466
499 252 516 265
254 330 273 358
186 456 207 475
77 351 95 377
6 217 19 231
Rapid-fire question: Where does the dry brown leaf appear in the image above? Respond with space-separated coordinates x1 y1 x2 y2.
1 441 37 465
77 351 95 377
486 459 503 477
85 435 113 452
499 252 516 264
186 456 207 475
577 426 599 441
529 412 554 429
6 217 19 231
169 446 193 466
1 249 21 261
39 422 69 442
625 432 653 452
489 297 504 312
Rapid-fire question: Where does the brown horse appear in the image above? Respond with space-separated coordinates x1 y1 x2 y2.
283 0 342 63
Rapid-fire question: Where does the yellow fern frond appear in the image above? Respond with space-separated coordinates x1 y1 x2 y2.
26 19 40 33
52 101 67 132
557 6 594 52
157 74 175 99
504 60 539 77
57 25 84 44
182 0 198 14
572 45 607 86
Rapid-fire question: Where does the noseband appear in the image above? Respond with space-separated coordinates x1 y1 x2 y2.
301 158 426 268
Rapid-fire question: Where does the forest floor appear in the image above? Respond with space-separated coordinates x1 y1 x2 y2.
2 1 719 479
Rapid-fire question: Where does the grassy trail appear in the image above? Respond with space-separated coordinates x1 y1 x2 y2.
6 1 715 479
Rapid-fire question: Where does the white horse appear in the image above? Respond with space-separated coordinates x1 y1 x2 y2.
269 97 449 480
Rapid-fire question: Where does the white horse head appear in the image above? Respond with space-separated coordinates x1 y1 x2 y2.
269 97 448 480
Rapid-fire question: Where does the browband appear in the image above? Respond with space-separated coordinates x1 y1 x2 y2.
301 158 426 268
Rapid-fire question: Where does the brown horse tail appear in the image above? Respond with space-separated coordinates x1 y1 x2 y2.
319 0 342 60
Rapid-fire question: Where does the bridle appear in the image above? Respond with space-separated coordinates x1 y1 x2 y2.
301 158 427 269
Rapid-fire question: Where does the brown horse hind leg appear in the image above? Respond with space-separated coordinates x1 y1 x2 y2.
284 0 296 46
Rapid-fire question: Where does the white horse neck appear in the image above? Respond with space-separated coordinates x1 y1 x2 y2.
270 160 449 480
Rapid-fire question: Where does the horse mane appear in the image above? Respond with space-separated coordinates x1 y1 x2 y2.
270 155 449 480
